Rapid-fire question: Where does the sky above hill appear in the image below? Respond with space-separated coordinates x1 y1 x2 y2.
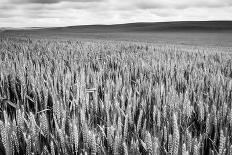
0 0 232 27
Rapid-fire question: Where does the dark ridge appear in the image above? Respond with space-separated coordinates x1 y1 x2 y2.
58 21 232 32
2 21 232 35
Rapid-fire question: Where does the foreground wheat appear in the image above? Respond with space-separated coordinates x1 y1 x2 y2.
0 36 232 154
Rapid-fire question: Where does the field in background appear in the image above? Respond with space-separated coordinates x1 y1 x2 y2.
2 21 232 47
2 31 232 48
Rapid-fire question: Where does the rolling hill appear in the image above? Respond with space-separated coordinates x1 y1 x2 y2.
2 21 232 34
1 21 232 47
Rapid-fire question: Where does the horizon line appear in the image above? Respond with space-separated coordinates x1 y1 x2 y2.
0 20 232 29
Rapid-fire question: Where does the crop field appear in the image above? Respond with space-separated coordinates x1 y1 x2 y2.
0 36 232 155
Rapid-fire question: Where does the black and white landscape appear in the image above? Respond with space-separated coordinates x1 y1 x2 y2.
0 0 232 155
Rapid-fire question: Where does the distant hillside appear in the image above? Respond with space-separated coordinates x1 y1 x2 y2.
53 21 232 32
2 21 232 35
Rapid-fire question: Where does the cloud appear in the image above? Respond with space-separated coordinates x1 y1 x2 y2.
0 0 231 27
10 0 102 4
136 0 231 10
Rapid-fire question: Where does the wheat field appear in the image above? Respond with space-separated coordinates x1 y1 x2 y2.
0 36 232 155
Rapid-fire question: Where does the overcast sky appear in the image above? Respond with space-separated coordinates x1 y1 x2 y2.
0 0 232 27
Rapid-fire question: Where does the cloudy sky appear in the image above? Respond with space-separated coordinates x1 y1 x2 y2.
0 0 232 27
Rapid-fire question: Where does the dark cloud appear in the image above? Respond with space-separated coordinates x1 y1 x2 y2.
22 1 98 11
0 13 11 18
11 0 103 4
0 5 15 10
136 2 164 9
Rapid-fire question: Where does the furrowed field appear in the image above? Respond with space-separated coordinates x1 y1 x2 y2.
1 37 232 155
